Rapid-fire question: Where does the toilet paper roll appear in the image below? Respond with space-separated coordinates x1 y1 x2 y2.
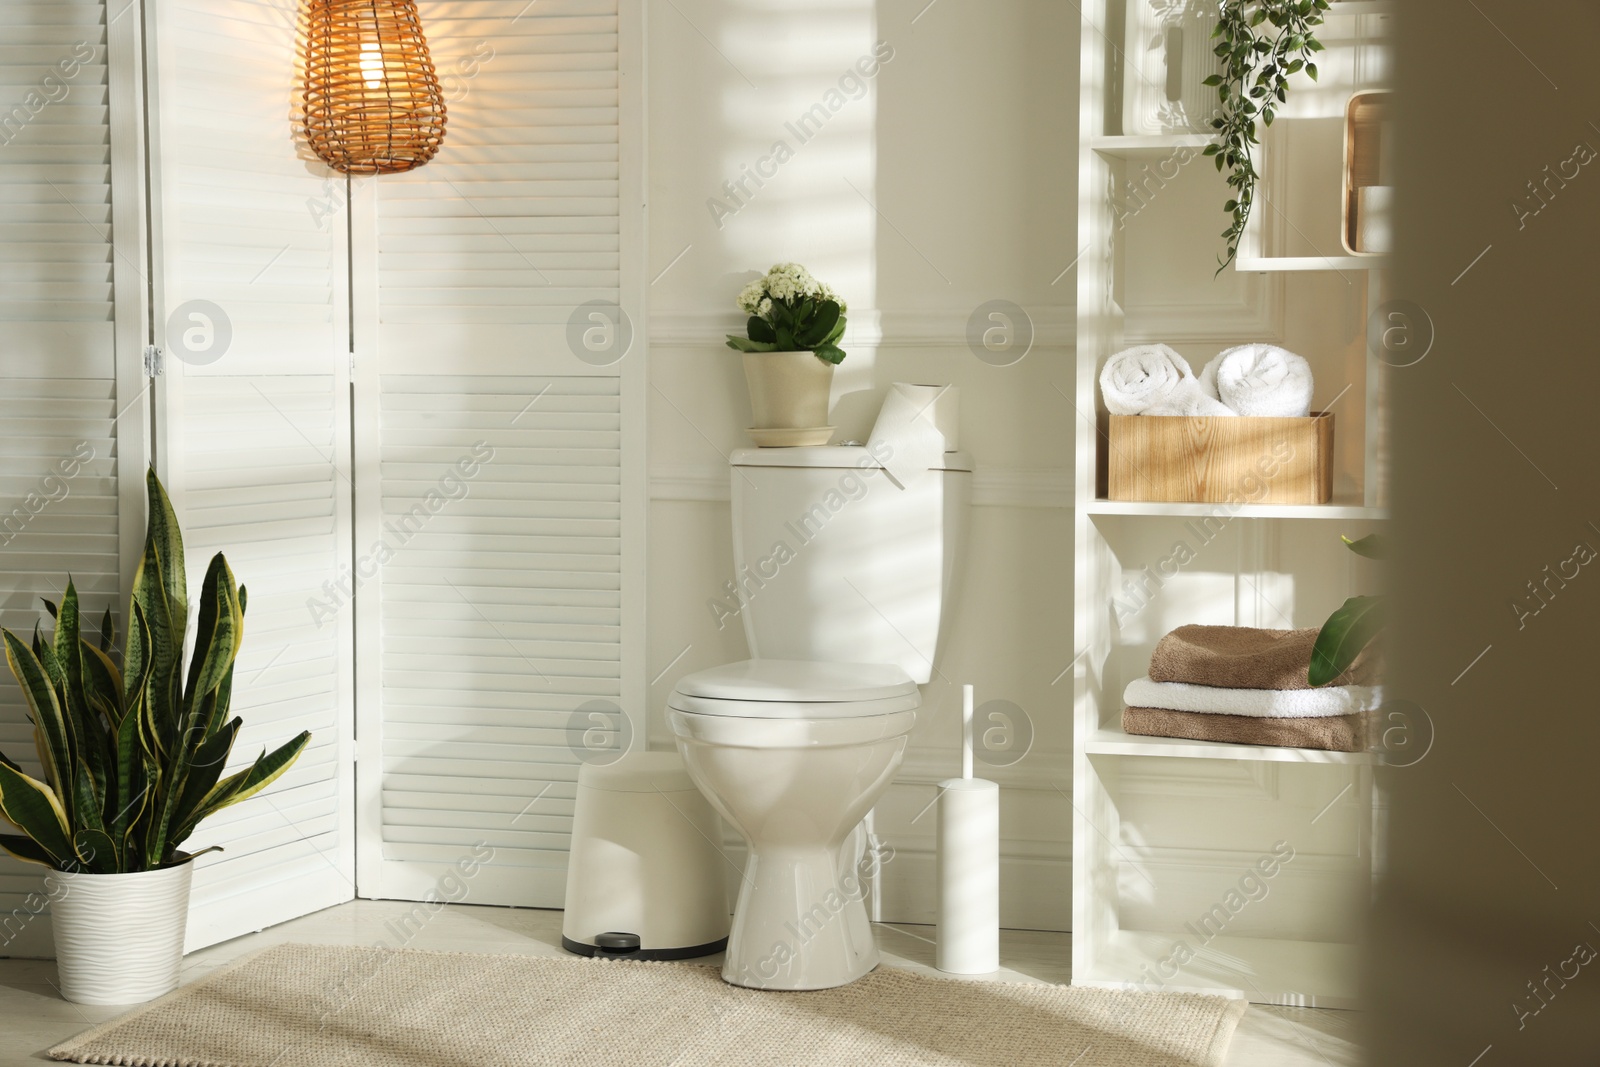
1356 185 1394 254
866 383 959 489
936 777 999 975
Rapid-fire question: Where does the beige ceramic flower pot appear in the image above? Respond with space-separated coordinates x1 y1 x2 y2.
742 351 834 446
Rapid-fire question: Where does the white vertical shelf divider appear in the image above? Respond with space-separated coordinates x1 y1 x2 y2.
1071 0 1390 1008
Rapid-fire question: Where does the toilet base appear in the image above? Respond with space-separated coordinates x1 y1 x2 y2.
719 844 883 990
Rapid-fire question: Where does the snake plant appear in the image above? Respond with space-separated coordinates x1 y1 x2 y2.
0 469 310 873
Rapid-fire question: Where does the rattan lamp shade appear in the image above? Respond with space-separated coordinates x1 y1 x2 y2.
301 0 446 175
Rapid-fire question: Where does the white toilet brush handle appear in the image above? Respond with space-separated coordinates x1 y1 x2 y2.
962 684 974 780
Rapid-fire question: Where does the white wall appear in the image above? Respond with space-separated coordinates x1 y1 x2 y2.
643 1 1373 938
645 0 1078 928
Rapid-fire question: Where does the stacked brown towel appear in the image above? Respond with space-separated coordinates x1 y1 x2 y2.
1122 707 1373 752
1149 624 1382 689
1124 625 1383 753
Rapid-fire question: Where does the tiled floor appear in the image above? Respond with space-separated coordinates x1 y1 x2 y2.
0 901 1360 1065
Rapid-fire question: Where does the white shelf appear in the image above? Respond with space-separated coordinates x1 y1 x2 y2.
1080 929 1362 1009
1085 497 1386 521
1073 0 1388 1008
1236 253 1390 273
1326 1 1396 17
1085 723 1375 765
1091 134 1215 159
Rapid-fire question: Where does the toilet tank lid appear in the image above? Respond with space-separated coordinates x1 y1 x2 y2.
673 659 918 702
730 446 972 473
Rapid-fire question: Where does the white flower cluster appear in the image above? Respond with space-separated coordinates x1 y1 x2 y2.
735 263 848 317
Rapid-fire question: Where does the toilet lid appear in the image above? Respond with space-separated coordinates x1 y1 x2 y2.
668 659 920 719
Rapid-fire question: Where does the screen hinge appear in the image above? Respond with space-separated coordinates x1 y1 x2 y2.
143 345 165 377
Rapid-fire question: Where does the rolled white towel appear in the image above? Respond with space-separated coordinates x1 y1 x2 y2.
1123 675 1383 718
1143 378 1237 417
1101 345 1235 417
1199 344 1314 417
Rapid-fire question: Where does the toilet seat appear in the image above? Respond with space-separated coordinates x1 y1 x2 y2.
668 660 919 747
668 706 916 748
669 659 918 718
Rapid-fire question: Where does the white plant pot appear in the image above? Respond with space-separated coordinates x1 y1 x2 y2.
742 351 834 435
47 861 193 1004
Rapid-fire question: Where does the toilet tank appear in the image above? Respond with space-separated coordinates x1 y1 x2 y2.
725 445 971 683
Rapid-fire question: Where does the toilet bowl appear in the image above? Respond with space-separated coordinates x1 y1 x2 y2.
668 444 970 990
668 659 918 990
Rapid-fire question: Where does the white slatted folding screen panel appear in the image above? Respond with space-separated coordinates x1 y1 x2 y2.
354 0 644 906
365 376 622 903
152 0 356 949
376 0 622 364
0 0 149 956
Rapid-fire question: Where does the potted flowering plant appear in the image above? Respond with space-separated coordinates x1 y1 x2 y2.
725 263 848 446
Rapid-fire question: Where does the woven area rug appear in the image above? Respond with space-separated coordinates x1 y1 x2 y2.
49 943 1246 1067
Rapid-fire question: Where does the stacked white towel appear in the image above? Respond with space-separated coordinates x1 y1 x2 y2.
1123 675 1382 718
1099 345 1235 417
1198 344 1314 418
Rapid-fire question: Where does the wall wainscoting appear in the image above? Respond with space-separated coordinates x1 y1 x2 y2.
647 307 1076 351
649 466 1073 509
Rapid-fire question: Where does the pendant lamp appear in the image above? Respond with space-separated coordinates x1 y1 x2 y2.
301 0 447 175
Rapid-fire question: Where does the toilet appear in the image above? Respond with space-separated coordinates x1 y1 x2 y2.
667 444 970 990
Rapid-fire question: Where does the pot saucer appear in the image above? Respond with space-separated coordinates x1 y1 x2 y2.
746 426 835 447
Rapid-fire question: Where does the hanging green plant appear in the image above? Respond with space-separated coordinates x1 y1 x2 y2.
1203 0 1330 273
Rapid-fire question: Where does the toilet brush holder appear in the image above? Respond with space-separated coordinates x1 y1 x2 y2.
936 777 1000 974
936 683 1000 975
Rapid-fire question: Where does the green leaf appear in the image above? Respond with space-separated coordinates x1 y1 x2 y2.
746 316 776 344
109 697 147 845
142 469 187 644
1309 595 1387 687
725 336 778 353
0 761 71 866
1341 533 1389 560
183 732 310 841
98 607 115 655
171 718 240 840
797 300 841 348
1202 74 1222 86
2 629 74 804
183 553 243 722
0 834 57 868
132 469 187 751
81 641 125 727
71 761 103 838
73 828 118 874
819 314 847 347
811 344 846 366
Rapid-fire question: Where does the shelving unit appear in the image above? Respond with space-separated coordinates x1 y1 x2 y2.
1072 0 1392 1007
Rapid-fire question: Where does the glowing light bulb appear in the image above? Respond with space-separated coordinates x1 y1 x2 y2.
359 46 385 90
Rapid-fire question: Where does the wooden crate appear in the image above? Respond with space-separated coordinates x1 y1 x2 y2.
1107 412 1334 504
